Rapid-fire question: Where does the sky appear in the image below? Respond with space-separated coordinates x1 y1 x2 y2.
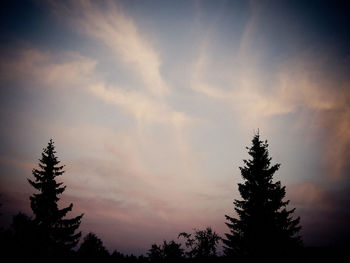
0 0 350 255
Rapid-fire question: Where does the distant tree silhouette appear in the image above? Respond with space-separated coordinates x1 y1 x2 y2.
223 132 302 259
148 240 183 263
110 250 126 262
28 139 83 258
148 244 163 263
178 227 221 260
78 232 109 262
9 213 42 261
162 240 184 262
137 254 148 263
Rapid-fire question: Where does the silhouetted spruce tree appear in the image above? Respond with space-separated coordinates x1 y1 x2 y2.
224 132 301 259
28 139 83 257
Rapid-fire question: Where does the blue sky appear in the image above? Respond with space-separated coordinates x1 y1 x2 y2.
1 0 350 254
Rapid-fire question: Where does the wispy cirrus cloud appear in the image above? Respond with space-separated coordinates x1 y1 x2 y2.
89 83 190 127
287 181 350 246
0 48 96 88
43 0 194 130
51 0 168 97
189 3 350 179
0 45 191 128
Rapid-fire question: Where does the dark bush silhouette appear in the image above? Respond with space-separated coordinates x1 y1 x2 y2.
162 240 184 262
148 240 184 263
178 227 221 260
78 232 109 262
110 250 125 261
0 213 37 261
9 213 40 260
223 132 302 260
147 244 163 263
27 139 83 259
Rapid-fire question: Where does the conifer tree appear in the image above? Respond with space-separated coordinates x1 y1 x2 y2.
223 132 301 259
28 139 83 254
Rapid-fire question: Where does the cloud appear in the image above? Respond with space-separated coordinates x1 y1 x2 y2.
288 181 350 246
190 43 298 129
33 1 194 131
0 43 200 208
288 181 332 212
0 48 97 89
89 83 190 128
189 4 350 179
51 0 168 96
13 116 221 223
275 57 350 179
0 45 192 130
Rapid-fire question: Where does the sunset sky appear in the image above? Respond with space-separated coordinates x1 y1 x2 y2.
1 0 350 254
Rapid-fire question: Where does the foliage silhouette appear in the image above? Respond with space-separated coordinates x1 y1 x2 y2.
147 244 163 263
10 213 39 259
0 213 38 261
148 240 184 263
163 240 184 262
110 250 126 262
223 131 302 260
28 139 83 259
178 227 221 260
78 232 109 262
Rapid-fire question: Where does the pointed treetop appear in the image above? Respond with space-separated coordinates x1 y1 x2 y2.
28 139 83 252
224 131 302 258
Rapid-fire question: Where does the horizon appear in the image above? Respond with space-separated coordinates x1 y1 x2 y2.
1 0 350 255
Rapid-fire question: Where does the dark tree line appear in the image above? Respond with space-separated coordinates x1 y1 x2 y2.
1 133 323 262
